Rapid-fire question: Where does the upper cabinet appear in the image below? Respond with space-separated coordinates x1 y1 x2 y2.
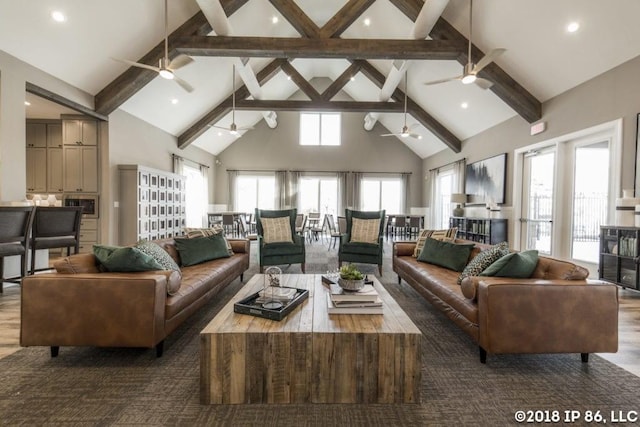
47 123 63 148
25 123 47 147
63 119 97 146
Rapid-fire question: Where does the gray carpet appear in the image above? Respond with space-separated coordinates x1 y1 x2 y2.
1 239 639 426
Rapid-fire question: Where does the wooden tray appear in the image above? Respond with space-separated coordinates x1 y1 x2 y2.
233 287 309 321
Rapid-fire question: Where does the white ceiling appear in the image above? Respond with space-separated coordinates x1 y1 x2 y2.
2 0 640 159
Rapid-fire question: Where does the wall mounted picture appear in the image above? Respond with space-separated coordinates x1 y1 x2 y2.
465 153 507 205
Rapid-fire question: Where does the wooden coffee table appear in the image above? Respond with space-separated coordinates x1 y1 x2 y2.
200 274 421 404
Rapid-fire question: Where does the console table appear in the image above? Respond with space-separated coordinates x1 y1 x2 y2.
200 274 421 404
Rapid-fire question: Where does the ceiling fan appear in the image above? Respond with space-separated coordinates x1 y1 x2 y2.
208 64 253 136
113 0 194 92
381 71 422 140
423 0 505 90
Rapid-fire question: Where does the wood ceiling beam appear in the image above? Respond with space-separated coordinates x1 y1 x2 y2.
280 62 321 101
356 60 461 153
319 0 376 38
175 36 463 60
95 0 249 116
177 59 286 149
321 63 362 101
233 100 405 113
268 0 320 38
388 0 542 123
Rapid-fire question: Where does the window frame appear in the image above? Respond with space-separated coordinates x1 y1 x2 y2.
299 112 341 146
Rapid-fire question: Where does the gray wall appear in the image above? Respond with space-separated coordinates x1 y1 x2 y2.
423 54 640 209
107 109 215 244
214 79 424 210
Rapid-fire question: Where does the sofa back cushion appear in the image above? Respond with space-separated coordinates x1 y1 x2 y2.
531 255 589 280
417 238 475 272
54 253 100 274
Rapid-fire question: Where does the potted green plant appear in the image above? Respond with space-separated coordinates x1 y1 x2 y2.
338 264 365 291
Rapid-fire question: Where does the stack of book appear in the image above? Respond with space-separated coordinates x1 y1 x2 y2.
326 283 383 315
255 286 297 305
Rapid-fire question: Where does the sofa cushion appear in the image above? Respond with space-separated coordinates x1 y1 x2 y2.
261 241 304 256
457 241 510 285
136 241 181 273
183 225 233 255
260 216 293 243
350 218 380 243
93 245 164 272
481 250 539 278
341 241 381 256
417 238 474 272
413 228 458 257
174 234 231 266
54 253 100 274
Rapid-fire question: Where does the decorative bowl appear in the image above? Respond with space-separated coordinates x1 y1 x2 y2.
338 278 365 291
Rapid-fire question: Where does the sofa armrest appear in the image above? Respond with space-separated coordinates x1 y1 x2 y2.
394 241 417 257
228 238 250 254
476 279 619 355
21 272 169 349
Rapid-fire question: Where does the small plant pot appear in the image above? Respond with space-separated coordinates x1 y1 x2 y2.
338 278 365 291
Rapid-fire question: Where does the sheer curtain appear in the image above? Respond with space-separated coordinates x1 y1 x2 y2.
428 159 466 228
427 169 439 228
453 159 466 193
287 171 301 210
348 172 362 210
227 170 239 211
199 164 209 226
275 170 287 209
172 154 184 176
400 173 411 214
336 171 348 216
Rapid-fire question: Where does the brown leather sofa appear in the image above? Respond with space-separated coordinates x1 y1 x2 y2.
21 238 250 357
393 240 619 363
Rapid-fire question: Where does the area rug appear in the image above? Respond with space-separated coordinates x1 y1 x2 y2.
1 240 639 426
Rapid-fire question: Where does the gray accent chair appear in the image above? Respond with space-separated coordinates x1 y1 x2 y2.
255 208 306 273
338 209 386 275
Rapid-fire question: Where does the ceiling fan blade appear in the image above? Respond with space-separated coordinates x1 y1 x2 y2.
112 57 160 72
169 54 194 70
474 77 494 90
207 124 229 130
409 133 422 139
380 133 400 137
473 48 506 73
238 126 254 131
411 0 450 39
423 75 462 86
173 75 194 93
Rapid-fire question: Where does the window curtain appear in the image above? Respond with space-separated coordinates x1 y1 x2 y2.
172 155 184 176
452 159 466 193
287 171 301 210
336 171 348 216
199 164 209 227
427 169 438 228
400 173 410 214
348 172 362 210
275 170 287 209
227 170 239 211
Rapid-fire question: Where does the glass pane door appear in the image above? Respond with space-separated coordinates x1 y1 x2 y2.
521 149 555 254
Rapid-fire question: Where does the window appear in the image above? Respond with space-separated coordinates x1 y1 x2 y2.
183 164 206 228
235 174 275 213
361 178 402 213
299 112 341 146
299 177 338 216
434 170 454 229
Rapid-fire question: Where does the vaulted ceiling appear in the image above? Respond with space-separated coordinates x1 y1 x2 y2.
2 0 640 159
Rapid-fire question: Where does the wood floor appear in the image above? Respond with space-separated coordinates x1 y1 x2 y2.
1 282 639 376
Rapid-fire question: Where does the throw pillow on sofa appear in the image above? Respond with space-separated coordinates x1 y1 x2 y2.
136 240 182 273
183 226 233 255
417 237 475 272
93 245 164 272
480 250 539 278
457 241 510 285
174 233 231 266
413 228 458 257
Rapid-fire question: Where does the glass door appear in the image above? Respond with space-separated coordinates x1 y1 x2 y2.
520 148 555 254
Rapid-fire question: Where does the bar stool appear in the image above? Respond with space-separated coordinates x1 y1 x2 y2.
30 206 83 275
0 206 35 293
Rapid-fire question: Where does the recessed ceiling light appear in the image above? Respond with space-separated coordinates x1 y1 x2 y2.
567 22 580 33
272 16 279 24
350 76 355 81
171 98 179 105
461 102 469 109
286 75 291 81
24 101 31 106
51 10 66 22
363 18 371 26
418 135 423 140
217 132 222 136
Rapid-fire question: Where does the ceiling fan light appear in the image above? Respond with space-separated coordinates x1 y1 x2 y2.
159 69 174 80
229 129 238 136
401 132 409 138
461 74 476 85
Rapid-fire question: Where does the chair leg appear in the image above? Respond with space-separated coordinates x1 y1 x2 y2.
30 247 36 275
20 253 27 280
156 341 164 358
301 263 306 274
0 259 3 293
51 346 59 357
581 353 589 363
378 265 383 275
479 346 487 364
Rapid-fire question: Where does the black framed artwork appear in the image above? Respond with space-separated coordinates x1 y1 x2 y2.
465 153 507 205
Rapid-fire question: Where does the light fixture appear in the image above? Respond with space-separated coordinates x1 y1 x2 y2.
567 21 580 33
461 74 476 85
350 76 355 81
217 131 222 136
51 10 66 22
24 101 31 106
417 135 423 140
272 16 279 24
286 75 291 81
400 131 409 138
363 17 371 26
461 102 469 109
451 193 467 217
159 69 174 80
171 98 179 105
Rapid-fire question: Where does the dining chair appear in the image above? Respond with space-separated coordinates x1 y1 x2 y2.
326 214 341 250
29 206 83 275
221 214 236 236
408 215 422 238
0 206 35 293
393 215 408 239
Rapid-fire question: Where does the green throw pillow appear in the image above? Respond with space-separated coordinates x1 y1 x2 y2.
457 242 510 285
93 244 163 272
417 238 475 272
174 234 231 267
480 250 539 278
